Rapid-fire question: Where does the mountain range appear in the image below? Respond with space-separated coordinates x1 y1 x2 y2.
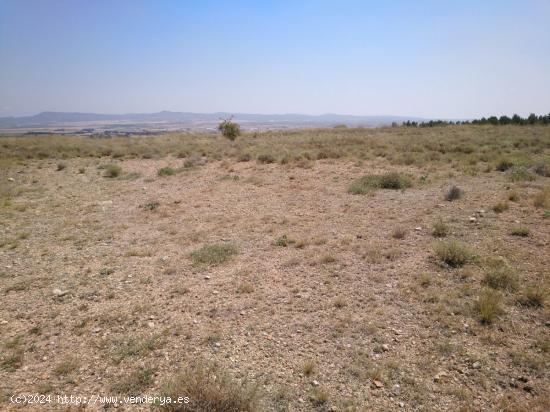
0 111 429 129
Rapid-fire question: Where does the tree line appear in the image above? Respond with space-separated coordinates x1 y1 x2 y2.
401 112 550 127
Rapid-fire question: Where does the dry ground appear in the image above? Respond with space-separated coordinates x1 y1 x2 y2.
1 126 549 411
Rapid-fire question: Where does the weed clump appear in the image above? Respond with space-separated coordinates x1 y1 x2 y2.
159 361 259 411
348 172 412 194
510 226 530 237
475 290 504 324
434 240 473 267
103 164 122 178
432 219 449 238
482 264 519 292
492 201 509 213
191 244 237 265
444 185 463 201
158 167 176 176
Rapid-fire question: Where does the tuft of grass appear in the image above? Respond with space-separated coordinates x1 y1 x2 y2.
432 219 449 238
492 201 509 214
517 287 546 308
190 243 237 265
274 234 294 247
510 226 530 237
419 273 431 287
103 164 122 178
444 185 463 201
311 388 329 406
112 368 154 395
257 154 275 164
495 158 514 172
319 253 337 264
237 282 254 294
508 191 519 202
303 361 315 376
533 188 550 209
56 162 67 171
508 166 536 182
159 361 259 412
475 290 504 324
54 358 79 376
348 172 412 194
434 240 473 268
482 265 519 292
158 167 176 176
391 227 406 239
142 201 160 211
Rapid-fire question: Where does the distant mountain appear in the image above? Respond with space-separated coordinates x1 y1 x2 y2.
0 111 428 129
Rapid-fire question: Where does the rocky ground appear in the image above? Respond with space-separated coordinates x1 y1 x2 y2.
1 128 549 411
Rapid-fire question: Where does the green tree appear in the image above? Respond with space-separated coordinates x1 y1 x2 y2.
218 117 241 141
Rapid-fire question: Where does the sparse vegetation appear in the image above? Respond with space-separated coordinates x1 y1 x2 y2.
510 226 530 237
190 243 237 265
444 185 463 201
159 361 259 411
517 287 546 308
158 166 176 176
482 264 519 292
492 201 509 214
432 219 449 238
103 164 122 178
348 172 412 194
475 290 504 324
434 241 473 267
391 226 406 239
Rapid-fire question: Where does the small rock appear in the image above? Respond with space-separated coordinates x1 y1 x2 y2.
469 217 477 222
8 177 15 182
382 344 390 352
434 372 448 382
398 402 405 408
312 380 320 386
52 288 69 297
0 320 8 325
93 327 102 333
373 380 384 388
204 275 211 280
213 290 219 295
214 342 221 347
415 227 422 231
147 321 155 328
472 361 481 369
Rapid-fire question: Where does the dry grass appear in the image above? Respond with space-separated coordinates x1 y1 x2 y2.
190 244 238 265
159 361 260 411
434 241 474 267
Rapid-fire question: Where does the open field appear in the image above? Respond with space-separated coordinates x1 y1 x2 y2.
1 126 549 411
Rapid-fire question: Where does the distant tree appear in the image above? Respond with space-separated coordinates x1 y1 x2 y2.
498 115 511 125
218 117 241 141
511 114 522 124
488 116 499 125
527 113 538 125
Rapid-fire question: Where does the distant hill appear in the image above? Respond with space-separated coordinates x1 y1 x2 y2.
0 111 428 129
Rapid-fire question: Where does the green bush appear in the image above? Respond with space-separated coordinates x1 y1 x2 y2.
190 243 237 265
218 118 241 141
434 240 473 267
348 172 412 194
103 164 122 178
158 167 176 176
475 290 504 324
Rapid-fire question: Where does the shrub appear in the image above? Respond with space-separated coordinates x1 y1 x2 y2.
444 185 463 201
432 219 449 238
508 166 536 182
257 154 275 164
533 188 550 209
510 226 530 237
496 158 514 172
508 191 519 202
482 265 519 292
274 235 293 247
391 227 406 239
517 287 546 308
434 240 473 267
238 153 251 162
348 172 412 194
218 118 241 141
475 290 504 324
158 167 176 176
103 164 122 178
56 162 67 171
142 201 160 211
533 161 549 177
159 361 259 411
112 368 154 395
492 201 509 213
190 244 237 265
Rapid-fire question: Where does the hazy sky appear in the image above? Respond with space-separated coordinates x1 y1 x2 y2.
1 0 549 118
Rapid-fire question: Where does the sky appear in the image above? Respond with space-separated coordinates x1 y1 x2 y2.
0 0 549 118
